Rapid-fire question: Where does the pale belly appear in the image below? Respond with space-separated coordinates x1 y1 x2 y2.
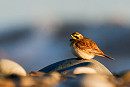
71 46 94 59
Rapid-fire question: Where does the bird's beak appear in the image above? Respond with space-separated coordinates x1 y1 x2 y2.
71 35 74 39
71 35 74 38
70 35 73 41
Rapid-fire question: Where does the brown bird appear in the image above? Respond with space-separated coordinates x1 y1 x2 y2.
70 32 114 60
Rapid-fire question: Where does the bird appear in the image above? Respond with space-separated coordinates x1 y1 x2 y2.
70 32 114 60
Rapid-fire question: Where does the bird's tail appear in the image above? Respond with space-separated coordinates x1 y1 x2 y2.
102 54 114 60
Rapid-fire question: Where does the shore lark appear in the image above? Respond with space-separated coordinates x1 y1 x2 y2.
70 32 114 60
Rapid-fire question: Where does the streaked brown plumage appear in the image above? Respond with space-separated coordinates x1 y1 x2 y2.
70 32 114 60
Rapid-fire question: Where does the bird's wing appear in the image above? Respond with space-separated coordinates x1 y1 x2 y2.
75 38 102 53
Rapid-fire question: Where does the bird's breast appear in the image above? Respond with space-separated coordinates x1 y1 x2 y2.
70 44 94 59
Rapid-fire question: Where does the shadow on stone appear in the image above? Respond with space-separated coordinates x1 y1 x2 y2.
39 58 112 75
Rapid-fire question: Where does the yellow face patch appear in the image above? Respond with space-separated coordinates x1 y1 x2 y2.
71 34 80 39
71 32 83 40
71 35 77 39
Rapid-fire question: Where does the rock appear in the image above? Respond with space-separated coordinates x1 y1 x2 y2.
80 74 115 87
20 76 35 87
69 67 97 74
29 71 45 77
116 70 130 87
34 72 61 87
0 79 15 87
58 74 115 87
0 59 26 76
0 71 61 87
39 58 112 75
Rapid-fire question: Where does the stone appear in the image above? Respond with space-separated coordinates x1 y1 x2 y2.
39 58 112 75
0 59 26 76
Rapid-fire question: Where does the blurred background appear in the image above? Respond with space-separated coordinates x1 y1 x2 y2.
0 0 130 73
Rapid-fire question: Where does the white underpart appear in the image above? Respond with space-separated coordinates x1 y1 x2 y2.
71 46 94 59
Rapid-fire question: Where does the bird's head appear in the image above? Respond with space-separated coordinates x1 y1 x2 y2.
71 32 83 40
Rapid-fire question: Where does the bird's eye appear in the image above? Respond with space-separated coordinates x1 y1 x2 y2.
74 36 79 39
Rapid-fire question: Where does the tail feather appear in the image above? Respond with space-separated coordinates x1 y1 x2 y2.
103 54 114 60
